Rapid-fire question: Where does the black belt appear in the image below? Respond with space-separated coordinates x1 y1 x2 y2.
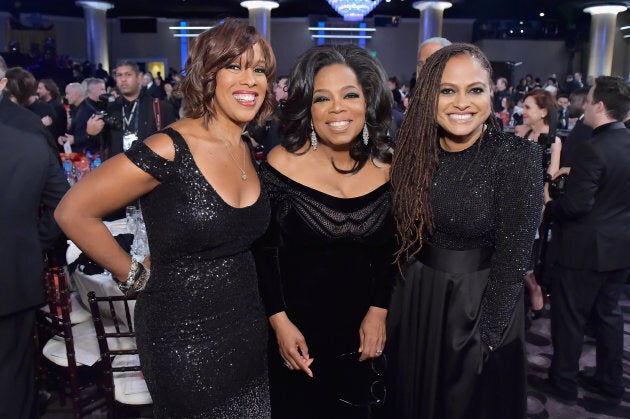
415 243 493 274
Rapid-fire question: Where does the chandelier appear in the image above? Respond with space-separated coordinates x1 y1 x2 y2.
327 0 382 22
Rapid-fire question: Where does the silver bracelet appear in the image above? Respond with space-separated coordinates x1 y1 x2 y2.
118 260 143 294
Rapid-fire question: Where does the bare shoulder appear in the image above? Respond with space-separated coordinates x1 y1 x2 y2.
266 145 299 171
368 159 391 184
372 159 391 173
142 132 176 161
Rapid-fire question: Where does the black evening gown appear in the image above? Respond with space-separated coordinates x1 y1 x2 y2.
254 162 397 419
387 127 543 419
125 128 271 418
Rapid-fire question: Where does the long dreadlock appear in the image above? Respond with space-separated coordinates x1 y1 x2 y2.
390 43 500 264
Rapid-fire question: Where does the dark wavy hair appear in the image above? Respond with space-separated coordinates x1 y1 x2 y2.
523 88 557 126
592 75 630 121
39 78 61 103
5 67 37 107
281 44 393 173
390 43 500 262
179 18 277 127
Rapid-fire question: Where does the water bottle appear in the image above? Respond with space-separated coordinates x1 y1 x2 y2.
63 158 75 186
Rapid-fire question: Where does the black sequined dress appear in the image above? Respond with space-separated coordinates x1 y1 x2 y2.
388 127 543 419
254 162 397 419
124 128 271 418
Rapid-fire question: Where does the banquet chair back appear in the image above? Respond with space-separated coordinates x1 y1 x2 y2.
87 291 153 418
36 265 106 418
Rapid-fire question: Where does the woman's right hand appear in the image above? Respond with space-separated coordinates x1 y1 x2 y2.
268 312 314 377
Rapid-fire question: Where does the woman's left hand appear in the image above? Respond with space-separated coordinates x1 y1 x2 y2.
358 306 387 361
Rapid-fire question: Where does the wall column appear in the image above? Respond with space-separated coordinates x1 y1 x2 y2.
75 1 113 71
584 4 627 77
412 1 452 45
240 1 279 41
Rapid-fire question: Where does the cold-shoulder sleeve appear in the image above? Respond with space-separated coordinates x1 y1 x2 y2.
124 137 176 182
479 137 543 347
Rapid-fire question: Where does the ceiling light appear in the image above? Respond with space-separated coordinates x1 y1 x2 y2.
327 0 382 21
583 5 627 15
308 26 376 32
240 1 279 10
169 26 212 30
312 34 372 39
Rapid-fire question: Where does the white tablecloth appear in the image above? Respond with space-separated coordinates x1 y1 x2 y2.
66 219 136 325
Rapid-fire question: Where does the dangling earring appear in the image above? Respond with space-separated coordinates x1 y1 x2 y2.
310 121 318 150
362 123 369 146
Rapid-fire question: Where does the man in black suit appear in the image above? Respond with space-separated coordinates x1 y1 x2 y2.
0 57 58 157
559 88 592 168
537 76 630 405
0 86 69 418
87 60 176 158
142 72 164 99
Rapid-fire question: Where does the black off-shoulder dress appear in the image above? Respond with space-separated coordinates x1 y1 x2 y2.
254 162 397 419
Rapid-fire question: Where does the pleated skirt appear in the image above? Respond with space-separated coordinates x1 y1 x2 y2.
385 245 526 419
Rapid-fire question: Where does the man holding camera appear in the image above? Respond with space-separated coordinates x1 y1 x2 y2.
538 76 630 405
87 60 176 159
58 80 104 154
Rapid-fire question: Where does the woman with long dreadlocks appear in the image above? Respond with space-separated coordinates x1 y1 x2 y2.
387 43 543 418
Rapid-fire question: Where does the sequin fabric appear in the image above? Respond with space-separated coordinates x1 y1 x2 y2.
427 127 543 347
124 127 271 418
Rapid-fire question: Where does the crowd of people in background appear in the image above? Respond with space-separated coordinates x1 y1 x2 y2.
2 20 630 419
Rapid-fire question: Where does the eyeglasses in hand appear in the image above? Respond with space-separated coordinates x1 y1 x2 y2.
335 351 387 408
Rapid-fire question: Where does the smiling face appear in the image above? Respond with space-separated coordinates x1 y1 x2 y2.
521 95 547 128
212 42 268 126
37 82 51 101
310 63 366 150
437 54 492 146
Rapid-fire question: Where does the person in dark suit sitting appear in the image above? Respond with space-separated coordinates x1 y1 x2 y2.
0 63 69 416
534 76 630 405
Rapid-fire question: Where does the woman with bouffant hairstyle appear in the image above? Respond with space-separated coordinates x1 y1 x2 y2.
179 19 277 126
55 19 276 417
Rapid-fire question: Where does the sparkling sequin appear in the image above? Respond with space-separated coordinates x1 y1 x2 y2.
427 127 543 347
124 127 271 418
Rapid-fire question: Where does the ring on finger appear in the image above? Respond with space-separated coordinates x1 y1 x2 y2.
376 349 383 355
283 361 291 369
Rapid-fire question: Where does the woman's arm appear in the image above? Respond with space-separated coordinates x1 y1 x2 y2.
547 136 562 176
268 312 314 377
359 211 397 360
479 139 544 348
358 306 387 361
54 133 172 279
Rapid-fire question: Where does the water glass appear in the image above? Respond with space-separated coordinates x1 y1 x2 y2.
126 205 138 234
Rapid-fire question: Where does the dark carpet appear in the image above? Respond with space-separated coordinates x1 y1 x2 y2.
525 286 630 419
